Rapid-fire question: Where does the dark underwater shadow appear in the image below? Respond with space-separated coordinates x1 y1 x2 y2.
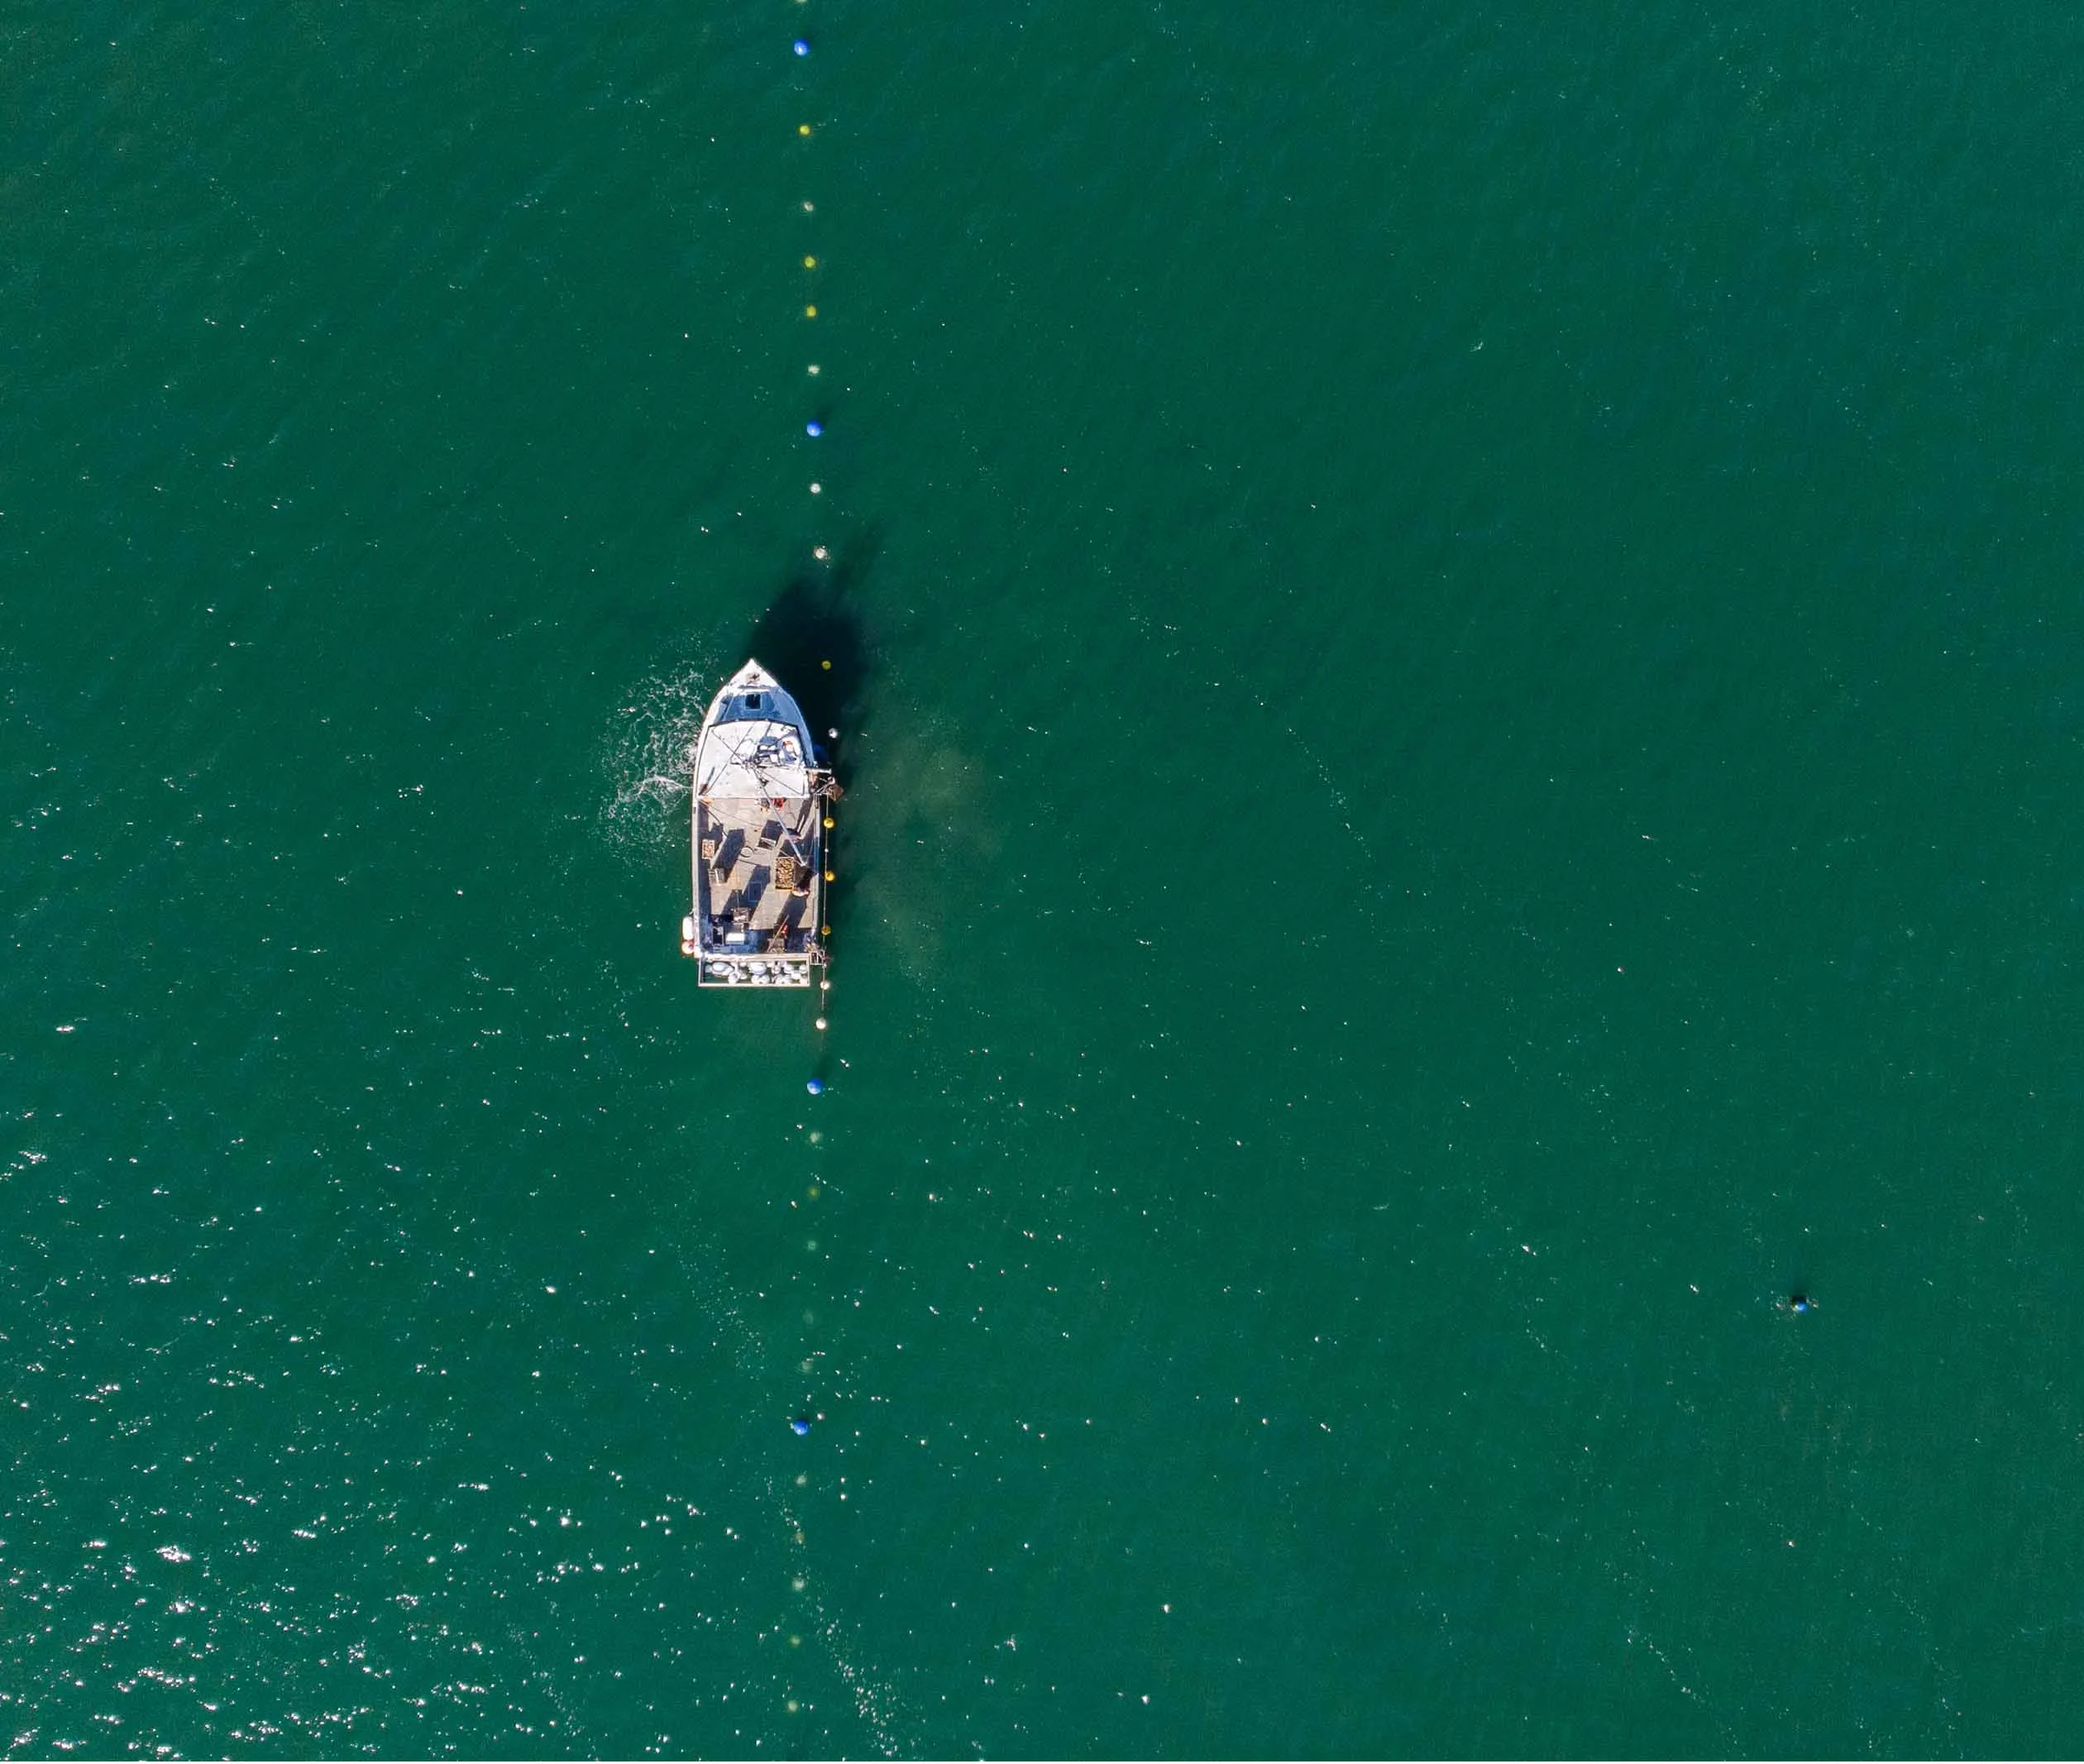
743 527 877 780
744 533 879 956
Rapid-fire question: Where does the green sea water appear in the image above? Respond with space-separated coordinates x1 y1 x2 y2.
9 0 2084 1755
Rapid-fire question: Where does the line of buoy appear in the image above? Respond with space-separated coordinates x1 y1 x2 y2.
799 2 833 1093
769 2 828 1542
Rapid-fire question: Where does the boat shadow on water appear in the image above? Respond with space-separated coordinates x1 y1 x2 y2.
743 530 877 774
741 533 877 949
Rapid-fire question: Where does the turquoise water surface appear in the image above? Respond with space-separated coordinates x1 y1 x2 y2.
8 0 2084 1755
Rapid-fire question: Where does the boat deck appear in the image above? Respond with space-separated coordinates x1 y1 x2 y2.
695 793 823 973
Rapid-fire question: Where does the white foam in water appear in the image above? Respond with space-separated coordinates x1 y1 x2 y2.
598 652 727 860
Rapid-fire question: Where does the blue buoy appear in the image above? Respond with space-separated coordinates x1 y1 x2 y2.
791 1417 812 1436
1790 1293 1813 1314
805 420 823 437
793 38 810 55
805 1077 825 1096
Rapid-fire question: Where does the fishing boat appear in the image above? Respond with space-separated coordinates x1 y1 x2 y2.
679 659 834 988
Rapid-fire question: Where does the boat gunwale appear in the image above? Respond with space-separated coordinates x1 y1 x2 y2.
684 658 832 986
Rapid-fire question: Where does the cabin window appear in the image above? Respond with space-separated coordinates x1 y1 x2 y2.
745 693 763 710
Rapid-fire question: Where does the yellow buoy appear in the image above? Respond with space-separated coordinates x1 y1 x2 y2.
823 815 834 828
803 255 817 270
804 304 817 318
798 123 812 136
820 657 832 669
824 870 835 882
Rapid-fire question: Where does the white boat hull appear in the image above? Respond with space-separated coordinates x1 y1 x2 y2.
686 659 830 989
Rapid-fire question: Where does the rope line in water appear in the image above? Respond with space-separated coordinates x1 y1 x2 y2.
772 12 907 1754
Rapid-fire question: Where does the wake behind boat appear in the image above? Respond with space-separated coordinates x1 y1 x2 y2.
679 659 835 987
